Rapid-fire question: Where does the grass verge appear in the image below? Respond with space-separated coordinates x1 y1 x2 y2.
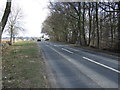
2 41 49 88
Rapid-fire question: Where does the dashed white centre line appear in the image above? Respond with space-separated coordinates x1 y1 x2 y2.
62 48 73 54
54 45 57 47
83 57 120 74
46 45 49 47
46 44 119 73
69 48 79 52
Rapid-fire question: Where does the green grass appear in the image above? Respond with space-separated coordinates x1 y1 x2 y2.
2 41 49 88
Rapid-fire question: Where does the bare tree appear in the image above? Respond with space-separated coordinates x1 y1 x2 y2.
6 7 24 45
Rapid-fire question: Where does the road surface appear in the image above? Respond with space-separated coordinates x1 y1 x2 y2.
38 41 120 88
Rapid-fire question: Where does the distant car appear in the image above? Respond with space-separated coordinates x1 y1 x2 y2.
37 39 41 41
45 39 49 41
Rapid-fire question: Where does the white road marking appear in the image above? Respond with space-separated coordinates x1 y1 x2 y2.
46 46 117 87
83 57 120 74
46 45 73 54
46 45 49 47
54 45 57 47
68 48 79 52
53 44 69 47
46 44 119 74
62 48 73 54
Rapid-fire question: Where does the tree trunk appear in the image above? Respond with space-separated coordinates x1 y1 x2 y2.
13 36 15 43
10 25 13 45
117 2 120 51
88 3 92 46
96 2 99 48
92 16 96 47
0 27 2 49
78 2 82 45
0 25 2 44
100 19 102 42
112 11 115 41
110 14 113 43
0 0 12 44
82 2 87 46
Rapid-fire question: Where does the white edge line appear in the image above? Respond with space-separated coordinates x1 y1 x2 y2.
83 57 120 74
62 48 73 54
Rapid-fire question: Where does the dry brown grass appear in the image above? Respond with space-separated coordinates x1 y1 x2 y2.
1 39 9 43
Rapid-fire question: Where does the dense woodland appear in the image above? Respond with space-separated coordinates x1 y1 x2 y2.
42 2 120 52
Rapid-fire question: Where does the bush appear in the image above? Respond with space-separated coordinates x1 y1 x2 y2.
2 42 9 50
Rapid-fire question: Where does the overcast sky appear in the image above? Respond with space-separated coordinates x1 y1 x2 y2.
0 0 50 37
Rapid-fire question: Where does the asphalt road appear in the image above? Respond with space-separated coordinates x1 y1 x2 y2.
38 41 120 88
